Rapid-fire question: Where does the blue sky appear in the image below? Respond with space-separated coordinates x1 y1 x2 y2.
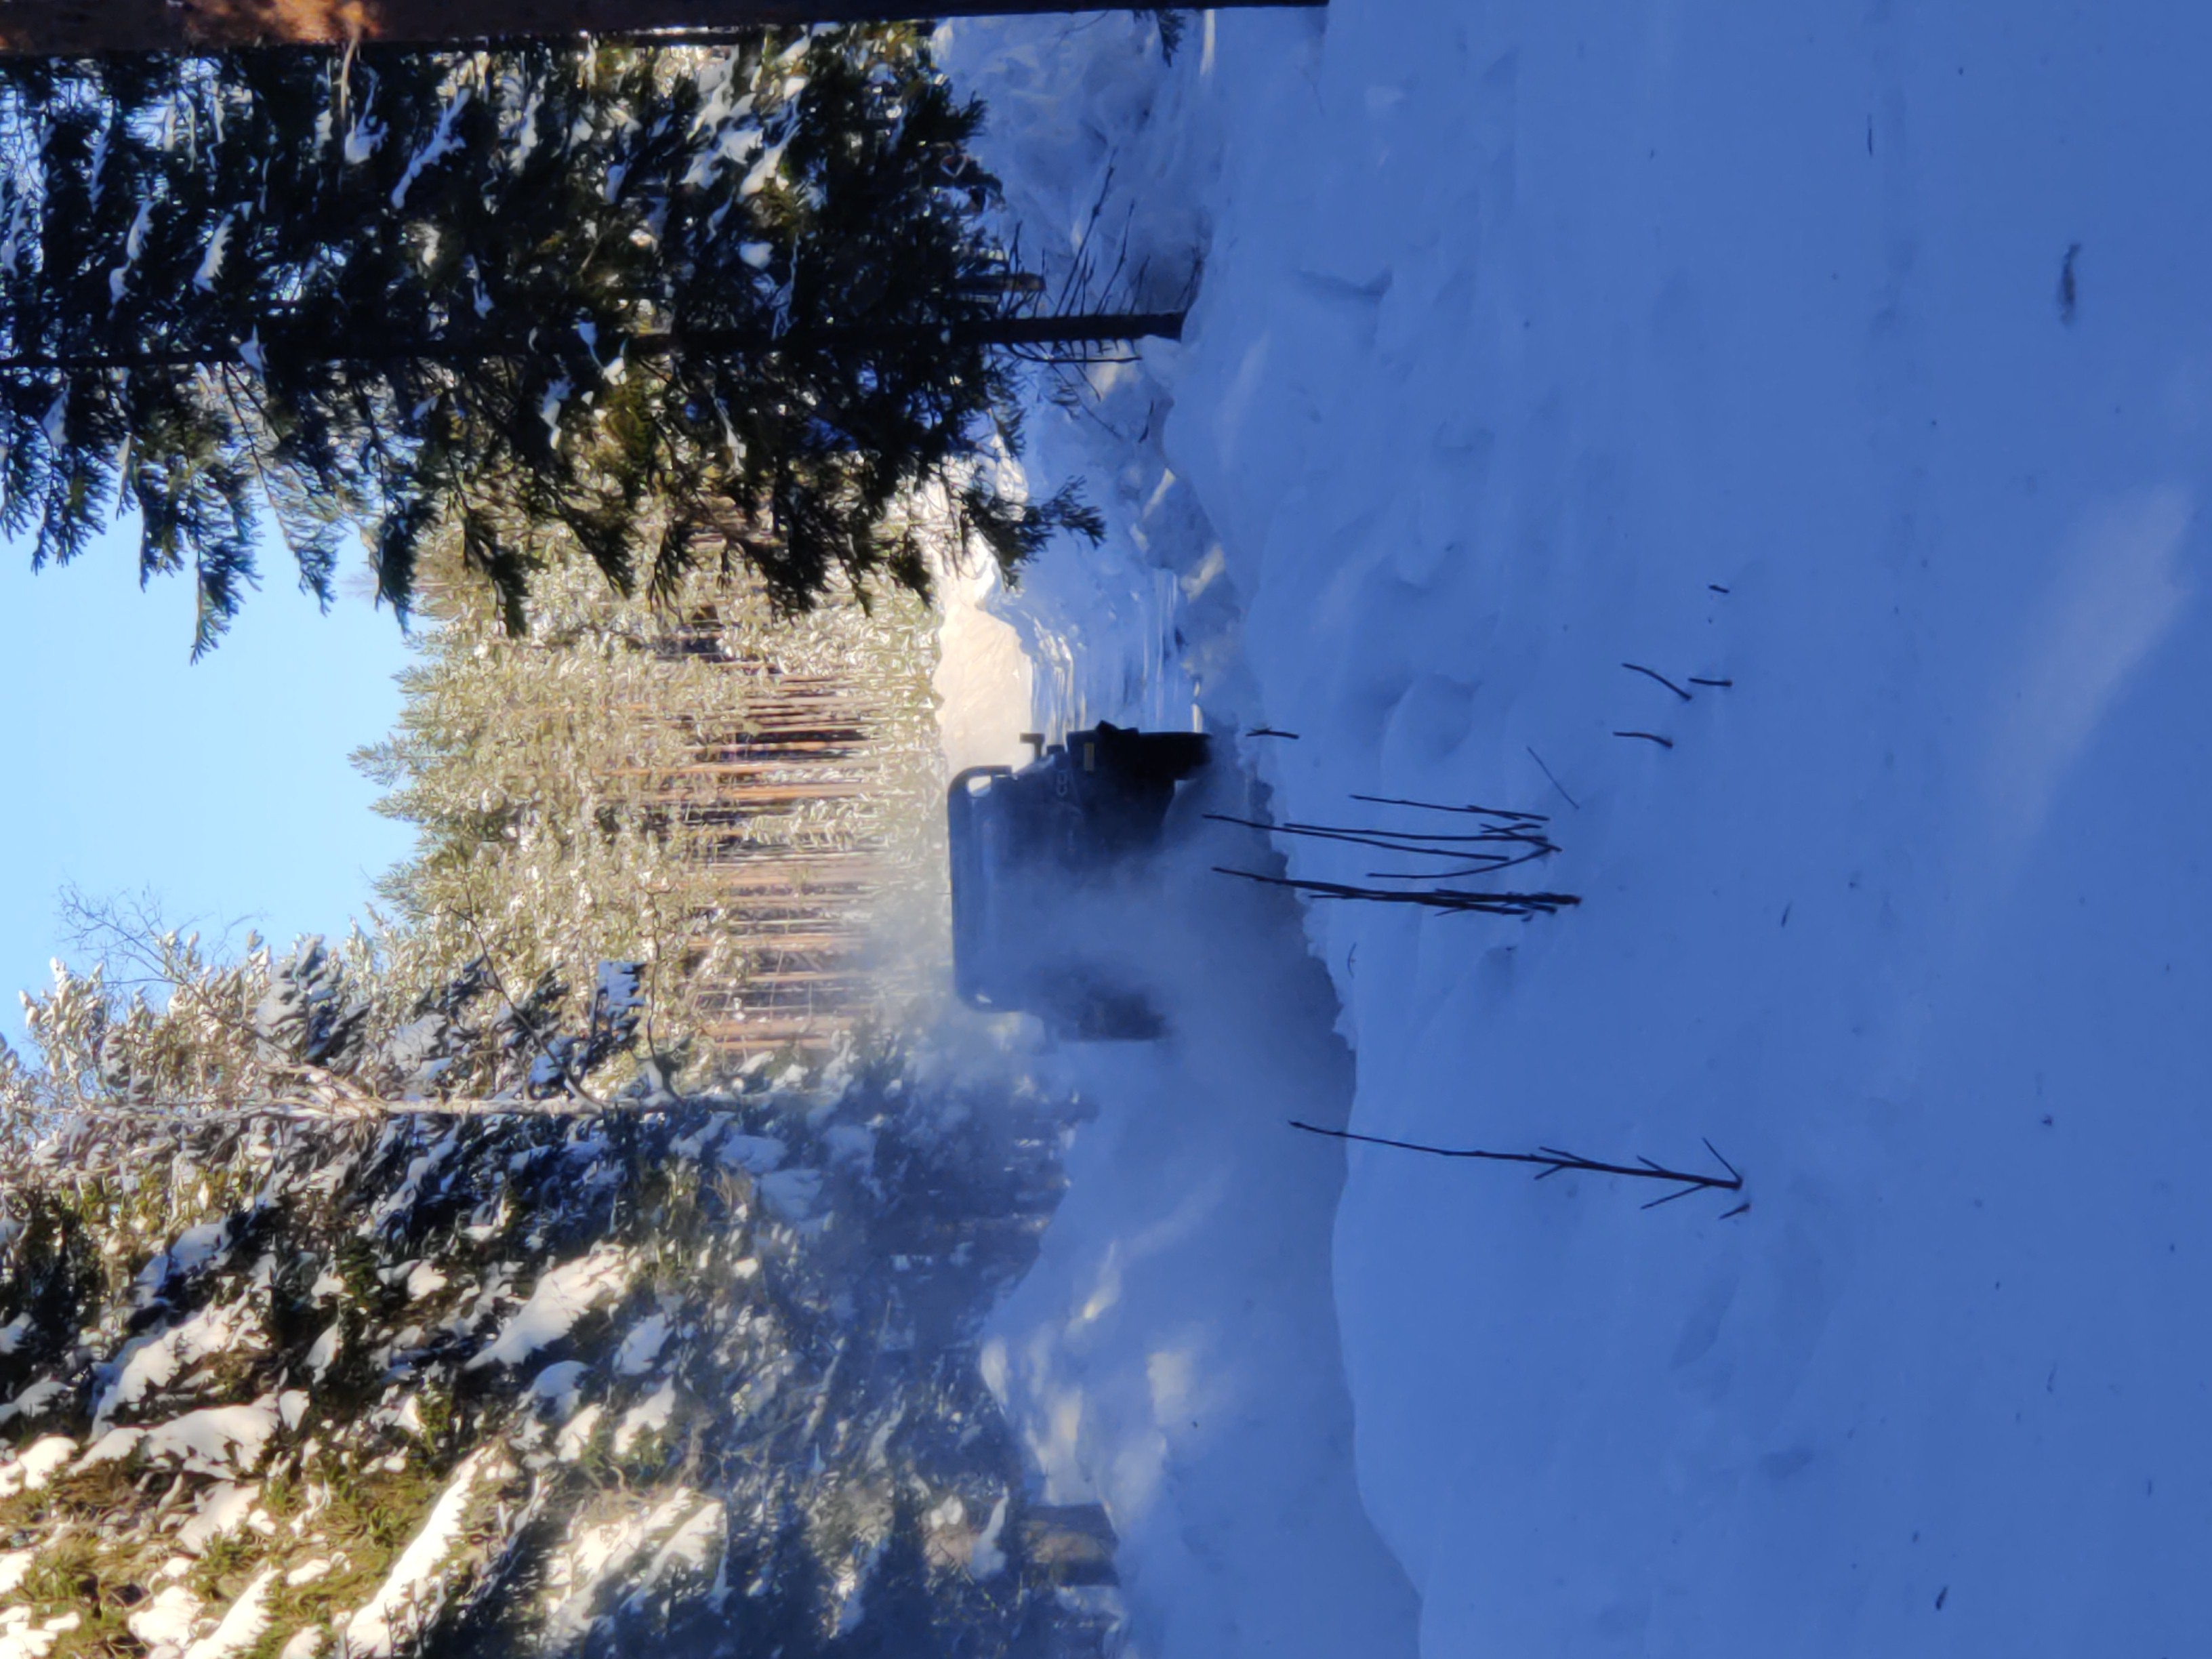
0 522 416 1053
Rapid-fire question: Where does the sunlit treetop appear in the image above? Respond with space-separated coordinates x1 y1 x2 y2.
0 29 1098 654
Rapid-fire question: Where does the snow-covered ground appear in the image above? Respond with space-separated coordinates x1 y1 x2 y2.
958 779 1423 1659
932 28 1423 1658
944 5 2212 1656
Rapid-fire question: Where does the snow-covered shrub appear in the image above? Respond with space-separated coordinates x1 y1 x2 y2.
0 1043 1115 1659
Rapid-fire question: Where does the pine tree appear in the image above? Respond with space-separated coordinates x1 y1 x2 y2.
353 540 945 1076
0 906 645 1121
0 31 1122 653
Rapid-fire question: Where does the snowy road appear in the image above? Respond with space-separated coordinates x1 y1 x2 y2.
933 472 1416 1659
975 783 1419 1659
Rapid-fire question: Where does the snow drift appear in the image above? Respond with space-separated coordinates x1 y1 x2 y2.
946 3 2212 1655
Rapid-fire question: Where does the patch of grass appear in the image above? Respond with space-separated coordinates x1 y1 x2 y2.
617 1426 674 1485
247 1458 455 1645
190 1529 261 1602
331 1235 388 1313
18 1530 137 1659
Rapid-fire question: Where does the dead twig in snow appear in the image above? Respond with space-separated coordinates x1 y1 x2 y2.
1525 746 1582 812
1349 792 1548 823
1288 1120 1744 1209
1361 846 1557 880
1212 797 1569 899
1213 867 1579 918
1622 662 1693 701
1204 811 1555 859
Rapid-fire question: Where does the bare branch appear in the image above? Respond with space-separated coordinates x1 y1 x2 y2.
1288 1119 1744 1206
1622 661 1693 701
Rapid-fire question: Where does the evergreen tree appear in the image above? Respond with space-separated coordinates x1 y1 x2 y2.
353 547 945 1082
0 31 1120 653
0 907 645 1122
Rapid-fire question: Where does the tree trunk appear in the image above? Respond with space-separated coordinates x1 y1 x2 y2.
0 0 1317 58
955 311 1185 348
0 312 1187 374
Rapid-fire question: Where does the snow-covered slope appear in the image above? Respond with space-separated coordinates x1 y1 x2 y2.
951 4 2212 1655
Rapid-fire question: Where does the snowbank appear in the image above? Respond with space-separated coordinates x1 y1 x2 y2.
972 797 1420 1659
1157 3 2212 1654
949 3 2212 1653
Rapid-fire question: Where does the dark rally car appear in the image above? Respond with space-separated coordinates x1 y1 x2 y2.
947 722 1211 1038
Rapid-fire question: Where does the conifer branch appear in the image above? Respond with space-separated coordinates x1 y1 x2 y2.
451 893 611 1109
0 314 1187 376
0 37 1146 630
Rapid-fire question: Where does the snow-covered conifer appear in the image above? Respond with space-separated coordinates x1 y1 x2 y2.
0 32 1107 654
